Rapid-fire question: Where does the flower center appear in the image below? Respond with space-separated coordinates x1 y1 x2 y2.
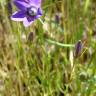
27 6 38 16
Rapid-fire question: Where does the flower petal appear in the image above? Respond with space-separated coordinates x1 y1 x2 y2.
29 0 41 7
23 18 33 27
38 8 42 15
15 0 30 4
14 0 30 10
35 8 42 19
11 11 25 21
24 8 42 24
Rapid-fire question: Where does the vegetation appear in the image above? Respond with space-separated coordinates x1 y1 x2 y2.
0 0 96 95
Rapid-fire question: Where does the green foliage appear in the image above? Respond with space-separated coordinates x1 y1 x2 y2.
0 0 96 96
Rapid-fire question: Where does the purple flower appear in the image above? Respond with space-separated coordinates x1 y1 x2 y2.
11 0 42 27
74 40 83 58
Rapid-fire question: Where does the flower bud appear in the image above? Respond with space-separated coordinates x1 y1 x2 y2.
74 40 83 58
28 32 35 42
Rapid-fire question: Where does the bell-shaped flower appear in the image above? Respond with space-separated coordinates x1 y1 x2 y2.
11 0 42 27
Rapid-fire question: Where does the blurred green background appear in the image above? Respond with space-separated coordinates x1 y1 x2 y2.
0 0 96 96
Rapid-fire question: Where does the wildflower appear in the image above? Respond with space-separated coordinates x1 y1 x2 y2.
11 0 42 27
74 40 83 58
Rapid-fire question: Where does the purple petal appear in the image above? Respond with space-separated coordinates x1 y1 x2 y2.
15 0 30 4
29 0 41 7
11 11 25 21
26 8 42 22
23 18 33 27
15 0 24 1
27 16 34 22
14 0 30 10
25 8 42 23
38 8 42 15
35 8 42 19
